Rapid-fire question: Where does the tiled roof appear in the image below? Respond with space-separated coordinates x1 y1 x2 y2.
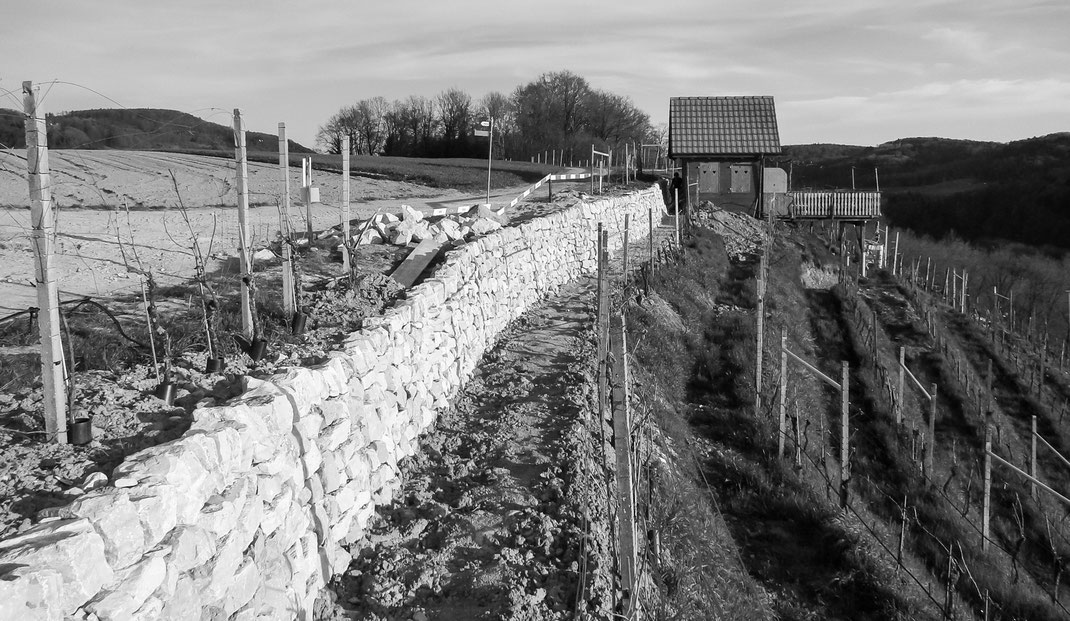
669 96 781 157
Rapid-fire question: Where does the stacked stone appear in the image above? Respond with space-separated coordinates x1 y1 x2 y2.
0 186 663 621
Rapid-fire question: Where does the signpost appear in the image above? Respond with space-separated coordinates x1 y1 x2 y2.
475 119 493 206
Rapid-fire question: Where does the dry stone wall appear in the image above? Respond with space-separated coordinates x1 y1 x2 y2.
0 187 664 621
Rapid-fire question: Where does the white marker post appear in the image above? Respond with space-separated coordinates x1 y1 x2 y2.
24 81 67 444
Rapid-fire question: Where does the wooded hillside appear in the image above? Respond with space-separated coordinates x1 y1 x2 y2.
0 108 312 153
777 133 1070 251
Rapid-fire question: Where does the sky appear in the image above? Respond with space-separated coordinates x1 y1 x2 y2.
2 0 1067 149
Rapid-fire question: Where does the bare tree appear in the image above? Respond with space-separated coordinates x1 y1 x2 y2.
437 87 473 145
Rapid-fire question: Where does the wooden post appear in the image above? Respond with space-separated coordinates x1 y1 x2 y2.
232 109 254 340
278 123 296 317
610 314 637 599
590 145 594 195
983 422 992 552
871 308 879 362
987 359 993 414
892 231 899 276
897 497 907 573
840 361 850 509
596 224 605 412
1031 415 1038 501
756 251 766 416
673 189 681 246
648 208 654 272
927 383 937 477
622 214 630 277
779 330 787 459
897 347 906 425
341 135 351 276
23 81 68 444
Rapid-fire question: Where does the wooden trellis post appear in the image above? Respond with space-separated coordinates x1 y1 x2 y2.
622 213 630 276
1031 415 1038 501
897 347 906 425
232 109 254 340
610 314 637 600
278 123 295 318
23 81 68 444
779 329 787 458
756 250 766 416
982 423 992 552
927 383 937 477
840 361 850 509
342 135 351 275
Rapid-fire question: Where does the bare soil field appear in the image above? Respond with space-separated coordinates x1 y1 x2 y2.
0 150 474 312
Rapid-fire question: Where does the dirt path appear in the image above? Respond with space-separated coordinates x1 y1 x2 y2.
326 279 604 620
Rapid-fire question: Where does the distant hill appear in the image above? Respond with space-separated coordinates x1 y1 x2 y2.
774 134 1070 251
0 108 312 153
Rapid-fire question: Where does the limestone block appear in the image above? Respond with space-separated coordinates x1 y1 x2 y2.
128 483 179 550
294 410 325 443
165 525 216 573
158 572 203 620
343 451 371 490
400 204 423 222
256 448 300 484
85 553 166 621
222 559 260 616
0 565 64 621
319 451 344 494
300 438 323 476
317 357 351 397
130 596 164 620
197 476 252 538
306 471 325 505
258 485 293 538
319 396 349 428
273 367 331 417
67 491 145 569
320 415 352 453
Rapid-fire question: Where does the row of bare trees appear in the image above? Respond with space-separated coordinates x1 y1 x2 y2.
316 70 657 161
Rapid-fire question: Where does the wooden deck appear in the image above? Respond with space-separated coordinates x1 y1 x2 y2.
784 191 881 219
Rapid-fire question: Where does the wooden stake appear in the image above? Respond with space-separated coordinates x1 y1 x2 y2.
756 251 766 416
610 314 637 599
648 208 654 275
983 422 992 552
622 213 630 277
232 109 254 340
897 347 906 426
278 123 295 317
1031 415 1038 501
674 189 681 246
927 383 937 477
779 330 787 459
840 361 850 509
341 135 351 276
24 81 68 444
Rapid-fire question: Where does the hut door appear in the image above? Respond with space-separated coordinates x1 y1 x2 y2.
698 163 718 192
730 165 752 193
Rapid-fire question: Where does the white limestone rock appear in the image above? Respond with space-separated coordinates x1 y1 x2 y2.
84 553 166 621
0 517 112 615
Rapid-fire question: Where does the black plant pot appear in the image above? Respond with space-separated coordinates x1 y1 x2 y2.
69 417 92 445
205 357 225 374
154 381 176 405
249 338 268 362
290 312 308 336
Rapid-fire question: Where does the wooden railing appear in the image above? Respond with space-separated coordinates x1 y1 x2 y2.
787 191 882 219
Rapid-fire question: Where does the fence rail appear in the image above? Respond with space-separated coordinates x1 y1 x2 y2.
787 191 882 219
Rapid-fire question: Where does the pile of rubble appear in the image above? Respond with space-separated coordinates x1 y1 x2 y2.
693 201 768 260
351 204 508 247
